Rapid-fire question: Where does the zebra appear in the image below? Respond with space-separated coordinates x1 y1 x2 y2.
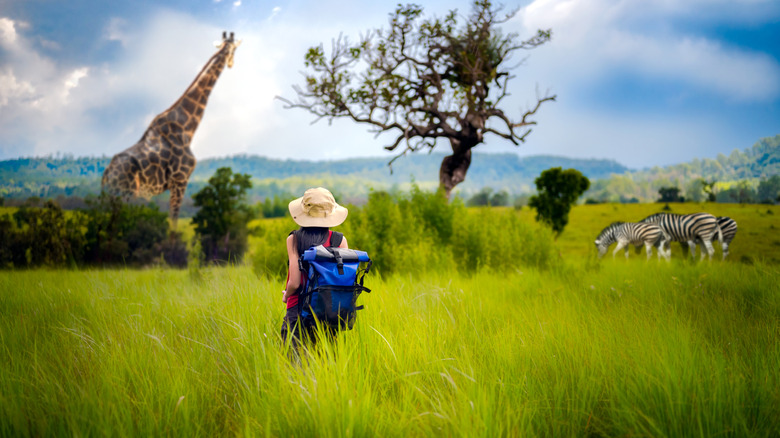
693 216 737 260
594 221 670 260
640 212 722 260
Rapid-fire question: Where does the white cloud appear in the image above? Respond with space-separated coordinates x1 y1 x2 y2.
0 68 35 107
0 1 776 167
62 67 89 100
515 0 780 101
268 6 281 21
0 17 18 46
104 17 129 47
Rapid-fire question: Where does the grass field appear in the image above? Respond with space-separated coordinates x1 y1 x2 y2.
1 203 779 436
551 202 780 263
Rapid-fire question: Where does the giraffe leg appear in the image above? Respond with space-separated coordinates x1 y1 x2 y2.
169 183 186 228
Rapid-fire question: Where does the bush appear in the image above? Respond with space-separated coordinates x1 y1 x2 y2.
8 201 86 268
82 193 176 267
251 185 556 279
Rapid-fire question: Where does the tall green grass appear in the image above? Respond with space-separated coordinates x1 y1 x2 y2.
2 261 778 436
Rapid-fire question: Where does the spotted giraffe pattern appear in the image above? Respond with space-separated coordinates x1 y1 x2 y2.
102 32 240 224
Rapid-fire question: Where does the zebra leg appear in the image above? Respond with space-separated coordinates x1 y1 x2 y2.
702 239 715 260
613 241 627 259
687 241 697 260
645 242 653 260
722 242 729 260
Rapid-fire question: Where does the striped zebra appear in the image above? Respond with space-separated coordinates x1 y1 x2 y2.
640 212 722 260
594 222 670 260
694 216 737 260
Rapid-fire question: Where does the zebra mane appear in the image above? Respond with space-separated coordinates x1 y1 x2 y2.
597 222 623 241
641 213 668 222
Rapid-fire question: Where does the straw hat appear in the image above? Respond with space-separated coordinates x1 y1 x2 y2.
288 187 348 227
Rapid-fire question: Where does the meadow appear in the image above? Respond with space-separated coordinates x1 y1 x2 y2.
1 202 779 437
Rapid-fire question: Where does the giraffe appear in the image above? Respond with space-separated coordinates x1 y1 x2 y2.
102 31 240 225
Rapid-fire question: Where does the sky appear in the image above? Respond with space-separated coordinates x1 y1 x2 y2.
0 0 778 169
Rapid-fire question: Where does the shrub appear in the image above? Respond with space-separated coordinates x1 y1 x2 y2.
82 193 174 267
10 201 86 268
251 185 557 278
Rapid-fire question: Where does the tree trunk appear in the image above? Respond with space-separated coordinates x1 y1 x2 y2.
439 149 472 198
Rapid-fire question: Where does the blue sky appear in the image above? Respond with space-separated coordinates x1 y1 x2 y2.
0 0 778 169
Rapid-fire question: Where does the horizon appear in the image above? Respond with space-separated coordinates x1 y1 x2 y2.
2 133 778 173
1 0 779 168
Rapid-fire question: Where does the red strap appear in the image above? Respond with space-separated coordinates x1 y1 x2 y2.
325 230 333 247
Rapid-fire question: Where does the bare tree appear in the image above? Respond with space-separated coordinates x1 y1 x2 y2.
277 1 555 197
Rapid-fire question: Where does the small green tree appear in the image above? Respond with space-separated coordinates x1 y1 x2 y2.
528 167 589 236
702 179 717 202
658 186 684 203
192 167 253 265
467 187 493 206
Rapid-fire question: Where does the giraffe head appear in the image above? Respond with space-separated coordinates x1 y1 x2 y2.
215 31 241 68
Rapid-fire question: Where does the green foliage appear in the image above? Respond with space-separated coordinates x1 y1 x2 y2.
757 175 780 204
0 194 184 269
716 180 757 204
657 186 685 202
250 185 554 279
529 167 590 235
82 193 178 267
259 194 294 218
466 187 510 207
586 134 780 202
2 201 86 268
192 167 253 264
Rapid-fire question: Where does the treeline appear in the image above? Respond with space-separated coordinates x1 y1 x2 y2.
0 184 556 274
586 175 780 205
0 152 628 203
0 195 187 269
585 135 780 203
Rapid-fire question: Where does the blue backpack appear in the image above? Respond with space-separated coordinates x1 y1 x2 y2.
298 245 372 330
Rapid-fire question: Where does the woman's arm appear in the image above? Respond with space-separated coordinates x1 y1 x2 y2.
339 236 348 249
282 234 300 303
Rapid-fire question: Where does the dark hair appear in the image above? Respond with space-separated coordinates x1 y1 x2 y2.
293 227 329 255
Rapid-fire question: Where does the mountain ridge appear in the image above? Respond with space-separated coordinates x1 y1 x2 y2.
0 134 777 203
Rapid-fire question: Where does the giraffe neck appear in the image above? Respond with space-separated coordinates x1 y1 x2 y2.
163 46 231 143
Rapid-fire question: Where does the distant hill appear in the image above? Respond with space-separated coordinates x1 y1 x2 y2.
0 152 628 203
585 134 780 202
1 134 777 207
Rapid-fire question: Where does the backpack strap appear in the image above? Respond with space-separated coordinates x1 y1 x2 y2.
329 231 344 248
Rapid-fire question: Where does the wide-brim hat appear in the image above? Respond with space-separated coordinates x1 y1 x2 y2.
288 187 348 227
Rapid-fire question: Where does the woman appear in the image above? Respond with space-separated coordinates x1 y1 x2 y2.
281 187 349 344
